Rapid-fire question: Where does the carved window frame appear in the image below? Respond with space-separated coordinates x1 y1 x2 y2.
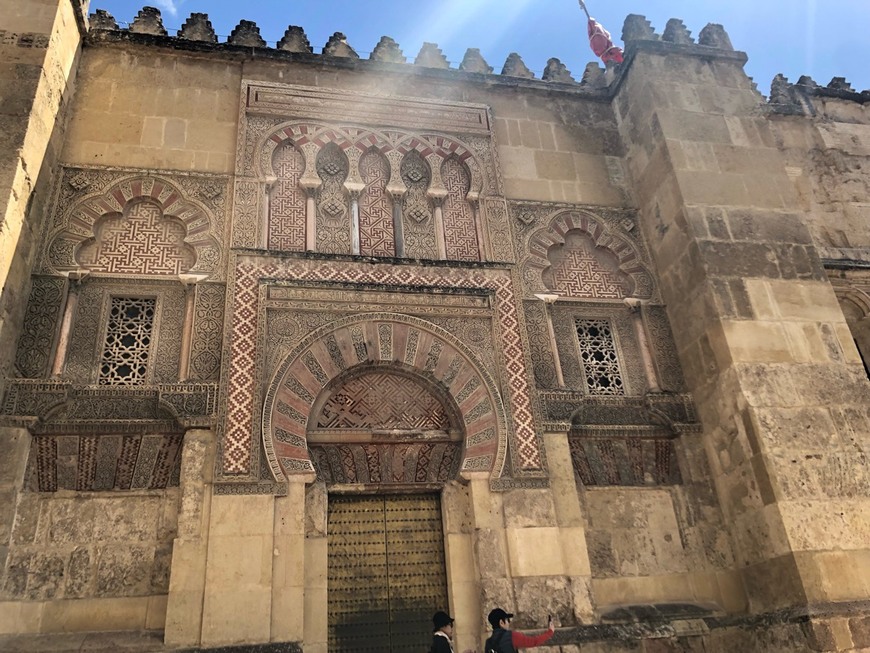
573 316 627 396
98 295 159 386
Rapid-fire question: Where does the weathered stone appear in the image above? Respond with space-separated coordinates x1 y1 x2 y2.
128 7 167 36
178 13 217 43
89 10 118 31
662 19 694 45
278 26 313 53
501 53 535 79
322 32 358 58
698 23 734 50
369 36 405 63
622 15 659 43
95 546 154 597
228 21 266 47
581 63 607 89
542 58 575 83
459 48 493 74
414 42 449 69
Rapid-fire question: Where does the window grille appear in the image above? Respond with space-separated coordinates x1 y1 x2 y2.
574 318 625 395
99 297 156 385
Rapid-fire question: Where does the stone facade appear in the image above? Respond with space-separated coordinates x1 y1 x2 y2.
0 2 868 651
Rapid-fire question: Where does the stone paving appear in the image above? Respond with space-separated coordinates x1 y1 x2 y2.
0 630 166 652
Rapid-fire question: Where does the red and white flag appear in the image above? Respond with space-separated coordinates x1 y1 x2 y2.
579 1 625 64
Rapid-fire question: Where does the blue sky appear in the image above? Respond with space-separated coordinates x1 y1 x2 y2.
90 0 870 95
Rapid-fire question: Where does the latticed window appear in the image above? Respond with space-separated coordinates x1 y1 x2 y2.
575 318 625 395
99 297 156 385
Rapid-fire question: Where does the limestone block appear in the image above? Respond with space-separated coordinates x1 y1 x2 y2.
445 532 476 581
501 489 556 528
722 320 792 363
474 528 508 579
205 534 272 587
480 576 514 615
95 544 155 597
304 538 328 652
797 549 870 603
498 146 538 180
469 477 504 530
543 433 584 527
41 596 150 632
146 594 168 630
305 482 327 537
209 494 274 538
559 527 592 577
441 481 473 534
534 151 577 181
513 575 573 627
0 600 43 634
505 527 565 577
201 586 272 646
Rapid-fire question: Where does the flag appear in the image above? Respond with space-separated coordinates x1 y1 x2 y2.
587 17 624 64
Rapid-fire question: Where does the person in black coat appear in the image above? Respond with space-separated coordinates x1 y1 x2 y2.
430 610 476 653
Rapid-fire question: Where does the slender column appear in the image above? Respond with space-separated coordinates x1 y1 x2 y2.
345 183 364 256
51 270 89 378
625 298 661 393
177 274 207 382
535 293 565 387
387 184 407 258
302 185 318 252
469 196 488 261
262 176 278 249
431 195 448 260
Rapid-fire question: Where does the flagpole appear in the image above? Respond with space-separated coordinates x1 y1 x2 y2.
578 0 591 19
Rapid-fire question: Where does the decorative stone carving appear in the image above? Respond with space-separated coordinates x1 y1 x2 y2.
268 142 307 251
15 276 65 378
441 157 480 261
358 150 395 257
568 427 682 486
189 283 225 382
43 168 228 281
310 442 461 484
401 151 437 259
315 143 352 254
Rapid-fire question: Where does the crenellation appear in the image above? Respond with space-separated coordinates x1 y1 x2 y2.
415 42 450 69
128 6 167 37
580 62 607 89
322 32 359 58
178 13 217 44
501 52 535 79
228 20 266 47
621 14 659 43
277 26 313 54
796 75 818 88
662 18 694 45
459 48 493 75
827 77 853 92
370 36 405 63
698 23 733 50
542 57 575 83
88 9 118 31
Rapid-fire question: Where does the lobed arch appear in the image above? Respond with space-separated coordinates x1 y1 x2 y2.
46 176 222 278
524 209 654 299
257 121 486 199
261 313 508 483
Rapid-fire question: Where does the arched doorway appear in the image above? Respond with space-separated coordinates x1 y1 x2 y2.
309 364 462 653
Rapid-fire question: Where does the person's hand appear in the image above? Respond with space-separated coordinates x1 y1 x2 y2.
547 615 555 632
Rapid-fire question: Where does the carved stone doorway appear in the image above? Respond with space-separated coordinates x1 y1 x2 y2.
327 493 448 653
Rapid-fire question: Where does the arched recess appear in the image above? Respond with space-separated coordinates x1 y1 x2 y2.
261 314 508 483
834 285 870 375
47 176 221 278
307 364 465 484
524 210 654 299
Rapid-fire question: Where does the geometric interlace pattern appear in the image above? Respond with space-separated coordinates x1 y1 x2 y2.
223 262 539 476
575 318 625 396
269 142 307 251
441 158 479 262
77 201 194 275
316 371 450 430
99 297 156 385
359 151 395 257
548 231 627 299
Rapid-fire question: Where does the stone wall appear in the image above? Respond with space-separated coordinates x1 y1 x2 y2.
0 485 178 633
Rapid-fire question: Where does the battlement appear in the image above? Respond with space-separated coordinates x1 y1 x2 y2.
88 7 754 95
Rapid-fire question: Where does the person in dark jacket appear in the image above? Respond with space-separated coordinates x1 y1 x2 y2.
484 608 554 652
430 611 475 653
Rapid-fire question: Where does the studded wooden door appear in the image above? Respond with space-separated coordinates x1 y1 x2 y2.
327 494 449 653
